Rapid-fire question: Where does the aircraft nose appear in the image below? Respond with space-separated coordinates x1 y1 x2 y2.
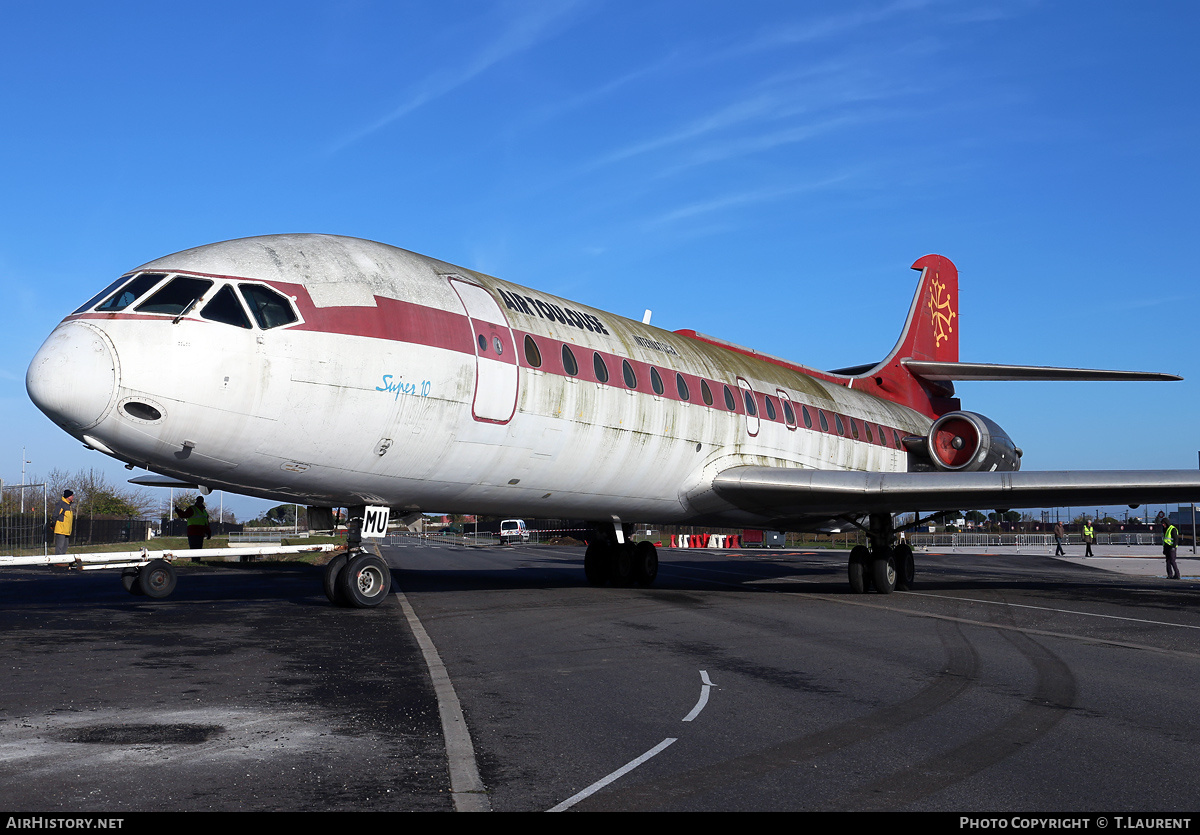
27 321 120 432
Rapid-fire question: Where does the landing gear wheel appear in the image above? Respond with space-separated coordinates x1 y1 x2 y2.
323 552 350 605
121 567 143 595
848 545 871 594
609 543 634 586
339 553 392 608
871 548 897 595
584 541 608 586
893 543 914 591
136 559 177 599
633 541 659 585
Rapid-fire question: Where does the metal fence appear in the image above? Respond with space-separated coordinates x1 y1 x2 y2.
908 532 1164 548
1 482 48 558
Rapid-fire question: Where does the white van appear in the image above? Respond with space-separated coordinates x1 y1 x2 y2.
500 519 530 544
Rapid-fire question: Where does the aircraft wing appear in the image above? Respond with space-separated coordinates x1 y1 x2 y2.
712 467 1200 519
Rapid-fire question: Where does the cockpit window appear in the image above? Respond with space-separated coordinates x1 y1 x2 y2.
72 275 133 315
135 276 214 316
239 284 298 329
201 285 252 329
93 273 169 313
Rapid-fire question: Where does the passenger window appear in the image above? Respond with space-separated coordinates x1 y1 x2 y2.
493 336 504 356
96 273 168 313
562 344 579 376
593 352 609 383
701 380 714 407
865 423 874 443
201 285 252 329
764 396 777 421
676 373 690 401
723 386 736 411
893 429 903 447
650 367 664 396
782 400 795 425
850 419 859 439
136 276 214 316
239 284 299 329
742 389 757 416
818 410 829 432
524 335 542 368
477 334 487 352
802 406 812 429
835 414 845 435
622 359 637 389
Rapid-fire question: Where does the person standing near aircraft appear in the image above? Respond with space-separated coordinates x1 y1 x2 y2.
1054 521 1066 556
1162 518 1181 580
176 495 212 550
1083 519 1095 557
52 489 74 556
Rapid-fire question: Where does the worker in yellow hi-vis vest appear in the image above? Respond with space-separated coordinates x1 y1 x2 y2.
1162 518 1181 580
1082 519 1095 558
176 495 213 550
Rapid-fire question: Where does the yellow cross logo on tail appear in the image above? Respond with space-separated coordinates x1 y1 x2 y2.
928 275 956 348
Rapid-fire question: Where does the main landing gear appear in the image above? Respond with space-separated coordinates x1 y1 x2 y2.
323 517 393 608
584 521 658 587
847 513 914 595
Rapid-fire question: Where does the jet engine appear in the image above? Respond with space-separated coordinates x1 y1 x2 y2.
926 411 1022 472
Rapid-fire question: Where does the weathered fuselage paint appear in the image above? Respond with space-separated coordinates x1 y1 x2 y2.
27 235 937 527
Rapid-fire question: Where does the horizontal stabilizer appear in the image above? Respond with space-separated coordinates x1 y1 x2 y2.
713 467 1200 518
903 360 1181 382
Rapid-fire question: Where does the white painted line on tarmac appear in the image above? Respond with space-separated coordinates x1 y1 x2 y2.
903 590 1200 630
394 590 491 812
547 737 678 812
682 670 714 722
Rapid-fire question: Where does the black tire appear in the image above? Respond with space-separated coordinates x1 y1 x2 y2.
339 553 392 608
609 542 634 586
323 553 350 605
633 541 659 585
136 559 177 599
584 541 608 586
871 548 897 594
848 545 871 594
121 567 143 595
894 543 915 591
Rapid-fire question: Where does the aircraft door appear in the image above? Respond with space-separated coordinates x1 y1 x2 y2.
737 377 760 437
448 278 518 424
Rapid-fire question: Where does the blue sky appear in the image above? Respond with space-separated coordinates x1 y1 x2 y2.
1 0 1197 522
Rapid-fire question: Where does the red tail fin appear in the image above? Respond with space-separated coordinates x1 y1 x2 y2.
852 254 960 417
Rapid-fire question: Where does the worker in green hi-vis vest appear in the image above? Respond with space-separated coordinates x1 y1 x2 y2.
1162 518 1181 580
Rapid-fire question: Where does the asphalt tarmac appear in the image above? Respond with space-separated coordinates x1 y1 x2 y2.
2 541 1199 814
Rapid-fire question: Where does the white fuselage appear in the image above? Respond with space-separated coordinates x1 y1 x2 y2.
27 235 930 527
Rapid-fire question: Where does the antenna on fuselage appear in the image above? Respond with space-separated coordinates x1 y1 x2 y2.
642 310 652 325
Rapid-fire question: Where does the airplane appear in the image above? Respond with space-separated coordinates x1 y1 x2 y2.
25 234 1200 606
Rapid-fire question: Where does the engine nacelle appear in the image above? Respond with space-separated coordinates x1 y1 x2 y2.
927 411 1022 472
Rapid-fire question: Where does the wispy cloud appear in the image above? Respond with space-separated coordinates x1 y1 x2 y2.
644 171 860 227
328 1 585 154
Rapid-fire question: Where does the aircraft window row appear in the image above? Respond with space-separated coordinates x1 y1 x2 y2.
78 271 298 330
520 331 908 447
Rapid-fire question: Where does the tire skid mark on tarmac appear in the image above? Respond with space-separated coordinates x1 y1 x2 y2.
573 619 979 811
828 628 1077 811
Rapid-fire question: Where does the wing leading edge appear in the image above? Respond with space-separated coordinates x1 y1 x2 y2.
712 467 1200 521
